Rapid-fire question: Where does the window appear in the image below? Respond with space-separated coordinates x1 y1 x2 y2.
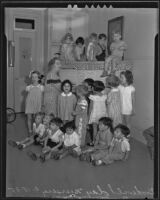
15 18 35 29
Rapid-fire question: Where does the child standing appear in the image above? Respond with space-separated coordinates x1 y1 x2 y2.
118 70 135 131
73 85 89 147
101 32 127 77
80 117 113 162
86 33 98 61
8 112 45 149
25 71 44 135
44 58 62 116
96 33 107 61
92 124 130 166
74 37 86 61
53 121 81 160
58 80 77 124
88 81 108 144
106 75 122 127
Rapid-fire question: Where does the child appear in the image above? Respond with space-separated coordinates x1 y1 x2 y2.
80 117 113 162
74 37 86 61
143 126 154 160
92 124 130 166
52 121 81 160
60 32 75 62
44 58 62 116
8 112 45 149
106 75 122 127
88 81 108 144
82 78 94 95
58 80 77 124
118 70 135 131
25 70 44 136
28 118 64 162
86 33 98 61
96 33 107 61
100 32 127 77
73 85 89 147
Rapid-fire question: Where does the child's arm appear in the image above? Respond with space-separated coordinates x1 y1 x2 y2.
43 135 49 147
88 99 93 119
131 90 136 115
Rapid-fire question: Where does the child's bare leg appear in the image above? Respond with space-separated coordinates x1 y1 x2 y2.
92 123 98 143
100 57 112 77
19 137 34 149
124 115 131 130
27 114 33 136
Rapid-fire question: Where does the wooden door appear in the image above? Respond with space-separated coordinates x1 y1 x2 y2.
14 30 36 112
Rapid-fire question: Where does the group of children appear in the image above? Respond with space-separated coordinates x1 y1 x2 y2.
8 58 135 166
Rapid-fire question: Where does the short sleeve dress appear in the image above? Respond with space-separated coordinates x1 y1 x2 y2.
44 72 61 116
89 94 108 124
25 84 44 114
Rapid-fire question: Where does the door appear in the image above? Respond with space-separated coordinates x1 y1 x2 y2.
14 30 36 112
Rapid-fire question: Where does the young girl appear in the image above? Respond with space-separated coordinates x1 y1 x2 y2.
8 112 45 149
44 58 61 116
25 70 44 135
58 80 77 123
92 124 130 166
101 32 127 77
118 70 135 130
60 32 75 62
88 81 108 144
52 121 81 160
96 33 107 61
74 37 86 61
28 118 64 162
86 33 98 61
80 117 113 162
106 75 122 127
73 85 89 147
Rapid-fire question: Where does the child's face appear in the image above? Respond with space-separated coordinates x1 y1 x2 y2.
43 115 51 125
113 33 121 41
77 43 83 48
83 82 92 92
50 122 59 132
98 122 107 131
35 115 42 124
53 60 61 73
99 38 106 46
91 37 97 43
114 128 123 139
63 83 71 94
120 74 127 85
32 73 39 84
66 36 72 44
66 127 74 135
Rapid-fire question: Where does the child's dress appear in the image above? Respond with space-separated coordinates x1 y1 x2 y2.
89 94 108 124
58 92 77 122
25 84 44 114
107 88 122 127
86 42 97 61
44 72 61 116
118 85 135 115
33 123 45 145
61 43 75 61
100 137 130 164
75 98 88 147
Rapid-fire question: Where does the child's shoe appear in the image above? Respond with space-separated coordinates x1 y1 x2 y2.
8 140 18 147
70 150 78 158
92 160 103 166
79 153 86 161
53 153 60 160
27 150 37 161
40 155 46 163
18 144 25 150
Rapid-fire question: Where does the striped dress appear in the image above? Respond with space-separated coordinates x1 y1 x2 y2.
107 88 122 127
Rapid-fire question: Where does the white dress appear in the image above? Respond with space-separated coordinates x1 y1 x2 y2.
89 94 108 124
33 123 45 137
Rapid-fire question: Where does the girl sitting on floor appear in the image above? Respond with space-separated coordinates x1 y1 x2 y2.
28 118 64 162
91 124 130 166
8 112 45 149
80 117 113 162
52 121 81 160
58 79 77 124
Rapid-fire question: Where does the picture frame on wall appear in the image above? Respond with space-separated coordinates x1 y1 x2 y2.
107 16 124 55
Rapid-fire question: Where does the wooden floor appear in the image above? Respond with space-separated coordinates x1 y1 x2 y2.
6 114 153 199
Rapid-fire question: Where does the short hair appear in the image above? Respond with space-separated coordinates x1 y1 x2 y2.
114 124 130 138
64 121 76 130
98 33 107 40
61 79 73 92
99 117 113 133
106 75 120 88
49 113 55 120
120 70 133 85
75 37 84 45
47 57 61 72
76 84 88 96
50 118 63 127
90 33 97 40
35 112 43 118
83 78 94 87
29 70 41 79
93 80 105 92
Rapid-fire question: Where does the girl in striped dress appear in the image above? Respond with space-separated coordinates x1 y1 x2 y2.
44 58 62 116
106 75 122 127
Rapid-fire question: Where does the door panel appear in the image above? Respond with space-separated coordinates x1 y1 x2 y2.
14 30 36 112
